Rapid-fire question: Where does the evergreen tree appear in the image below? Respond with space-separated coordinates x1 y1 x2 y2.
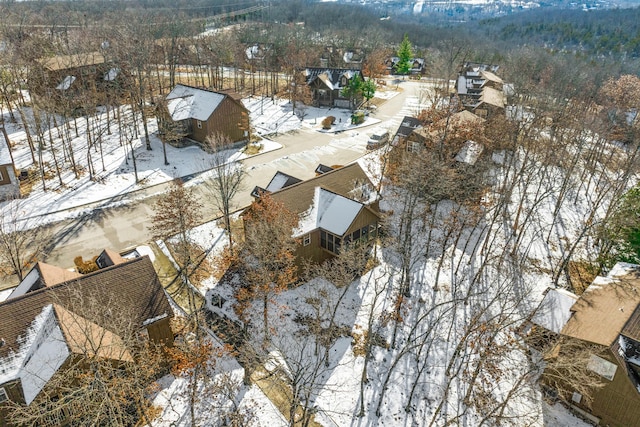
395 34 414 75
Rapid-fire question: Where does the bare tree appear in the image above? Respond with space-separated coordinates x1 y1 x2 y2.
0 198 50 281
236 194 299 345
204 133 246 255
151 178 204 317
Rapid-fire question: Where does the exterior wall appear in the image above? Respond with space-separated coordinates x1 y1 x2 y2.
146 317 174 347
208 98 249 143
294 229 333 267
189 97 248 144
0 164 19 201
564 348 640 427
344 209 379 239
0 380 26 426
309 80 334 107
308 79 361 109
293 208 379 267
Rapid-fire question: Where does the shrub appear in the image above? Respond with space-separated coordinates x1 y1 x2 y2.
351 111 365 125
74 256 99 274
322 116 336 129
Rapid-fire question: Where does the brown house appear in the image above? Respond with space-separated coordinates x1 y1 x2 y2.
33 52 123 109
529 263 640 426
0 252 173 425
456 62 506 118
247 163 380 265
385 57 426 75
161 84 250 145
402 110 485 153
304 68 365 109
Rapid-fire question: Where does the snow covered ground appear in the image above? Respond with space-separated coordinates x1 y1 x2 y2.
0 87 399 227
0 84 607 425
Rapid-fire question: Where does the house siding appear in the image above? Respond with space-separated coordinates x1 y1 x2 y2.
293 208 379 267
0 380 25 425
188 97 248 144
146 317 174 346
344 208 379 238
294 229 332 267
567 348 640 427
208 98 248 143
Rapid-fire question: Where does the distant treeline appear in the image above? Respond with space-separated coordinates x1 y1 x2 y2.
477 7 640 58
3 0 640 64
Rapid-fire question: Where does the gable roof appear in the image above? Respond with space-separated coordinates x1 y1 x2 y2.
461 62 500 74
395 116 423 141
561 264 640 346
54 304 134 362
478 87 507 109
304 68 363 90
265 163 376 216
37 262 83 286
96 248 126 268
166 84 232 122
315 164 335 175
296 187 364 236
0 256 171 359
8 261 82 300
443 110 486 127
531 288 579 334
480 70 504 85
454 140 484 165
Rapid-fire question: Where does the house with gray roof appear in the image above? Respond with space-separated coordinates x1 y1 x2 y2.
160 84 250 145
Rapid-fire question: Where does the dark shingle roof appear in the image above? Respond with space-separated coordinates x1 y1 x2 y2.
622 303 640 342
395 116 423 139
304 68 364 89
0 256 171 358
267 163 375 215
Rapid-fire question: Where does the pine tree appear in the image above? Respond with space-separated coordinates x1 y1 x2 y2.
396 34 414 75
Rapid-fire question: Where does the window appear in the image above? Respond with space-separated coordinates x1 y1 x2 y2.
587 355 617 381
407 141 421 153
197 120 202 129
320 230 341 254
0 387 8 403
303 234 311 246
